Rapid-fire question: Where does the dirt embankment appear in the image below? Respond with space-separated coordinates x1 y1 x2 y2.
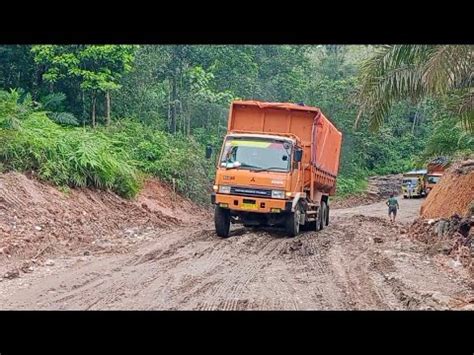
409 216 473 276
332 174 402 209
420 160 474 219
0 172 210 274
408 160 474 276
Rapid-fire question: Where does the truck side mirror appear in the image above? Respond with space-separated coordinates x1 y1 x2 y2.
205 146 213 159
294 149 302 162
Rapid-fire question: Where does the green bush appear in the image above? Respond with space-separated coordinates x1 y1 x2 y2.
0 109 140 198
336 175 368 197
105 120 211 203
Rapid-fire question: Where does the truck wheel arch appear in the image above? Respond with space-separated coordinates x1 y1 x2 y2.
291 192 307 212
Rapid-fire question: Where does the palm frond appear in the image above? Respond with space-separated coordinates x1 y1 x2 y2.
356 45 474 132
47 112 79 126
458 89 474 132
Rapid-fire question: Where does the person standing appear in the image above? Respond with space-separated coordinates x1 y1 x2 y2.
407 181 413 198
386 194 399 223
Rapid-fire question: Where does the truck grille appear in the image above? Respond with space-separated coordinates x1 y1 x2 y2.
230 186 272 198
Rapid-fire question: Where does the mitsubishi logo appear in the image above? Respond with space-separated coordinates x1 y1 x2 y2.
250 177 256 183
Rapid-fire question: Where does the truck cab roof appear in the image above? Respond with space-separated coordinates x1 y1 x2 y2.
226 133 296 144
404 169 427 176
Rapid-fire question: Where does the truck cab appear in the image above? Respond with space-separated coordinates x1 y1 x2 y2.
425 172 443 195
212 133 301 230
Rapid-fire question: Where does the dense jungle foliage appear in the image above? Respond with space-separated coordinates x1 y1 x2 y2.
0 45 472 202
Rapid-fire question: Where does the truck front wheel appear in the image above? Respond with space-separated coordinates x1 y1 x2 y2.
215 206 230 238
285 205 302 237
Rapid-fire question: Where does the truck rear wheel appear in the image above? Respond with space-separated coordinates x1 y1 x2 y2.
215 206 230 238
325 204 330 226
319 201 328 230
285 205 302 237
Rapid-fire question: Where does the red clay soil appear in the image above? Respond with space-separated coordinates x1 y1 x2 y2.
0 172 209 264
420 160 474 219
408 215 474 276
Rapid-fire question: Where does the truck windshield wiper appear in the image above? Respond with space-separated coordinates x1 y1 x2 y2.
252 167 287 172
223 162 260 170
238 163 261 169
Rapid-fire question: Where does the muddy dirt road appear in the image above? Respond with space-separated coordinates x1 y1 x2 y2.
1 196 473 310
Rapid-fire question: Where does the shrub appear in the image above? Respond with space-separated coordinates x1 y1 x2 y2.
0 110 140 198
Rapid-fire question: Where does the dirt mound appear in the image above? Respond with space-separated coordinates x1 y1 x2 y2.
333 174 402 209
136 179 210 220
420 160 474 219
408 215 474 275
0 172 209 267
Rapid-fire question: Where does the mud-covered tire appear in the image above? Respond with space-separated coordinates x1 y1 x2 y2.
325 205 330 226
319 201 328 230
302 210 319 232
215 206 230 238
285 205 302 237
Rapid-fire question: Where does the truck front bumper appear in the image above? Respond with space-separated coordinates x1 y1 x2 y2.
211 193 292 213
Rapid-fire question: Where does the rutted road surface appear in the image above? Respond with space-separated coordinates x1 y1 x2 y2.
1 196 473 310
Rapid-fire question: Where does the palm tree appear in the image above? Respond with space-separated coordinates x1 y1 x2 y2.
355 45 473 132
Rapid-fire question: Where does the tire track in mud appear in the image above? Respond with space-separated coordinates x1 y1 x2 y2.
3 197 474 310
196 232 280 310
324 218 411 310
279 230 348 309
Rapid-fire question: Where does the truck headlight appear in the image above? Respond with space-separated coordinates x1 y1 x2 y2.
271 190 285 199
218 185 231 194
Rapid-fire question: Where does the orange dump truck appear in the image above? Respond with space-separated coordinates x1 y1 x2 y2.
425 157 449 195
209 100 342 237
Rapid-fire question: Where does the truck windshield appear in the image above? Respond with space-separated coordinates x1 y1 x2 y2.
427 176 441 184
220 138 291 172
403 178 419 186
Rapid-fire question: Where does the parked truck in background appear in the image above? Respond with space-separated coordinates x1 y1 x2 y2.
425 157 449 195
401 157 449 198
402 170 427 198
208 100 342 238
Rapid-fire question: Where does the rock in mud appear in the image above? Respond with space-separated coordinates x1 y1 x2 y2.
4 269 20 279
282 240 314 256
45 259 55 266
448 259 462 269
434 220 450 237
373 237 384 243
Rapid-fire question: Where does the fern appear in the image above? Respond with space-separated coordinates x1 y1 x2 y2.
40 92 67 111
47 111 79 126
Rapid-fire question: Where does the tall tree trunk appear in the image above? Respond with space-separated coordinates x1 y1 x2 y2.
105 91 111 126
412 111 419 134
82 91 86 127
187 102 191 136
187 113 191 136
167 81 172 131
171 74 177 134
91 93 96 127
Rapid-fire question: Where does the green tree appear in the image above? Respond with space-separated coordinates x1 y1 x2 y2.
356 45 473 132
31 45 136 126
